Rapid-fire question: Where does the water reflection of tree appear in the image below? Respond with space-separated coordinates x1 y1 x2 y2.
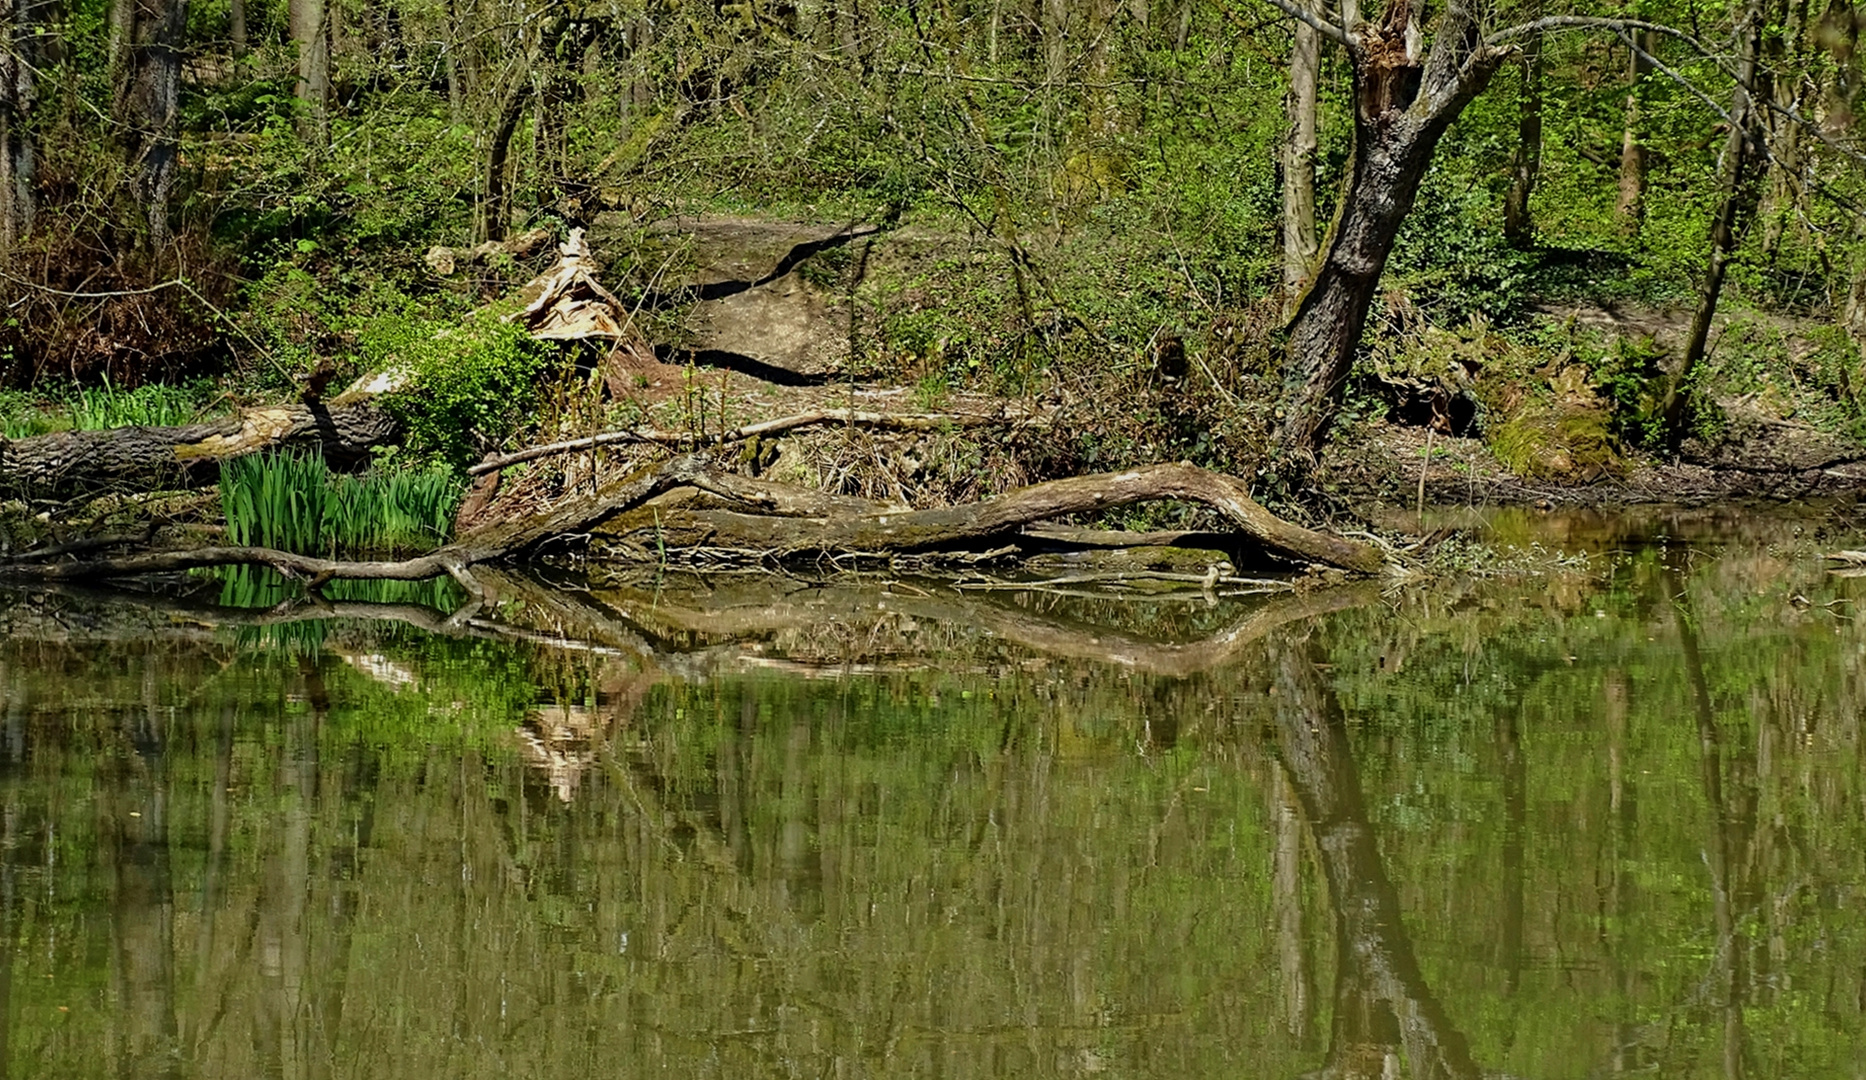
1266 635 1485 1080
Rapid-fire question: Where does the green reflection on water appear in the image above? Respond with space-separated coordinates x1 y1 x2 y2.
1 518 1864 1079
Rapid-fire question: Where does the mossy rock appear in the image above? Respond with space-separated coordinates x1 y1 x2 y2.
1488 404 1626 482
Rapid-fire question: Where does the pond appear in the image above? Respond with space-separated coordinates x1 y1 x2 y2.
1 505 1863 1079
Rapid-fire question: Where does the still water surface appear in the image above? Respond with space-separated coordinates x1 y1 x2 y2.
1 508 1864 1078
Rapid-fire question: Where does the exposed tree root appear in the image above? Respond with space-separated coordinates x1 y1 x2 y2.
0 454 1386 588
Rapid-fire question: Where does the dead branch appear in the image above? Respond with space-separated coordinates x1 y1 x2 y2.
468 409 1048 476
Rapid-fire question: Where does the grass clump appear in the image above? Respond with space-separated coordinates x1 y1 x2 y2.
67 378 211 430
220 451 463 557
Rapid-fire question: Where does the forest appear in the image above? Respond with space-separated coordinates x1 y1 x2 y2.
0 0 1864 575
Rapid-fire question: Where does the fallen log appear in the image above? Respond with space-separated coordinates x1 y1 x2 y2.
0 400 397 499
0 455 1386 588
593 461 1387 573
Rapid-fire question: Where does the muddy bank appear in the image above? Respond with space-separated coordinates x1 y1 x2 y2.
1323 420 1866 510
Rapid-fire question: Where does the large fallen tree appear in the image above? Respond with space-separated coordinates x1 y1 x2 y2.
0 454 1388 589
0 400 397 499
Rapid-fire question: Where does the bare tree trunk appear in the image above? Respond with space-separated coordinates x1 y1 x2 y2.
1660 0 1771 447
1502 24 1543 249
1760 0 1810 259
116 0 189 249
290 0 330 144
1273 10 1508 465
228 0 246 54
0 0 38 259
1616 30 1654 234
1282 2 1321 316
479 83 531 243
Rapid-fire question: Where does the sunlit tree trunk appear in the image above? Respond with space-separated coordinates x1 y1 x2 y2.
290 0 331 144
1616 30 1653 234
1274 2 1509 464
1502 23 1543 248
1660 0 1772 446
228 0 246 55
115 0 189 248
1282 1 1321 316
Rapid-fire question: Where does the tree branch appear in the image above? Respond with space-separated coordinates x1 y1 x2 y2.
1259 0 1354 48
467 410 1046 477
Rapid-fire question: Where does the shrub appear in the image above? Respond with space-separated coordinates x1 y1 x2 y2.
367 311 556 470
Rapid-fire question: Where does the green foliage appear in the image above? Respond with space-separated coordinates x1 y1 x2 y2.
219 450 463 556
0 391 52 439
1389 166 1535 325
65 377 211 429
369 311 556 469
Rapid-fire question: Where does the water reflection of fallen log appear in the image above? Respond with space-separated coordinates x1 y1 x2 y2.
3 572 1383 683
535 574 1385 679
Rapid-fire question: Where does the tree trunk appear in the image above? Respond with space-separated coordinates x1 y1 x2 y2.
1282 2 1321 316
228 0 246 55
1660 0 1771 447
290 0 330 144
479 83 531 243
1502 24 1543 249
1615 30 1654 234
1760 0 1810 259
0 401 397 498
1273 10 1508 465
0 0 38 259
116 0 189 248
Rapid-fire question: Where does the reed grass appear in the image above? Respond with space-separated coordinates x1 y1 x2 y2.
220 451 463 557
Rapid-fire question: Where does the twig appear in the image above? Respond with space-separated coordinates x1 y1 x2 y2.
469 410 1044 476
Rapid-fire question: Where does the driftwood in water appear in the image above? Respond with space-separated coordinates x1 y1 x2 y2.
0 401 397 499
0 454 1386 589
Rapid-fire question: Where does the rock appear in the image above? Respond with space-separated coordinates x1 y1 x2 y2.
592 215 882 381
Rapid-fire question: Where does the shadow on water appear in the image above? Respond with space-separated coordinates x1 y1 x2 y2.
0 509 1864 1077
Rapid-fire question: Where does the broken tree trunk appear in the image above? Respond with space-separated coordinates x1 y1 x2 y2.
1269 0 1510 467
0 400 396 499
1 455 1388 589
